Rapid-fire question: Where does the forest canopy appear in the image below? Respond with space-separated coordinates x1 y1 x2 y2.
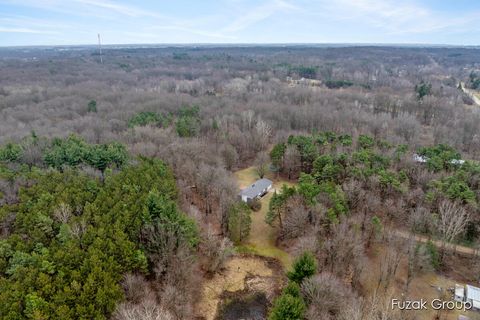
0 157 197 319
1 45 480 320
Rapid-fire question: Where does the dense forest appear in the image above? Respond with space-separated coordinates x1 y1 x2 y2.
1 45 480 319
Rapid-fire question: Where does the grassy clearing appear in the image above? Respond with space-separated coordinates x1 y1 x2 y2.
234 166 296 189
234 166 295 269
246 191 292 268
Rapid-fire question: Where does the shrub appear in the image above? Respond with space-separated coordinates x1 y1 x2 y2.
415 81 432 100
0 143 22 162
248 198 262 212
287 251 317 284
282 282 301 297
338 134 352 146
228 202 252 244
425 241 440 270
175 116 200 137
87 100 97 112
268 294 305 320
358 135 374 149
128 111 162 128
325 79 353 89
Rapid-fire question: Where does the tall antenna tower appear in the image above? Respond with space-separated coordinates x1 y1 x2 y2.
98 33 103 64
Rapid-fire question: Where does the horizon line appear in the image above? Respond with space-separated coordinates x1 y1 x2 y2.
1 42 479 49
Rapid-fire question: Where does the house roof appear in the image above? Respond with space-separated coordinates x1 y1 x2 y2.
413 153 465 165
239 178 273 199
466 285 480 302
455 284 465 298
413 153 428 163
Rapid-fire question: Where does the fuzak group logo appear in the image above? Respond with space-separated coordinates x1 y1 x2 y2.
391 299 472 312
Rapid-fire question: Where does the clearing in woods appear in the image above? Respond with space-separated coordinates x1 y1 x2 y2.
197 256 277 320
196 167 295 320
234 166 295 269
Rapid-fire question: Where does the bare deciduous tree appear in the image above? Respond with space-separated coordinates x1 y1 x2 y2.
436 199 471 260
113 299 174 320
254 151 270 179
200 228 234 273
376 236 404 292
253 118 272 152
281 196 310 239
405 237 432 293
53 202 72 224
302 272 359 320
321 221 365 286
283 145 301 179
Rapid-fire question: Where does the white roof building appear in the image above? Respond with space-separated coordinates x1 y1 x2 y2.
451 159 466 165
413 153 428 163
412 153 465 165
466 285 480 310
455 284 465 302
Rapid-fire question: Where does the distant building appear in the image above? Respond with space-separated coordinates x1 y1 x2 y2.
454 284 480 310
413 153 428 163
466 285 480 310
412 153 465 165
286 76 322 87
239 178 273 202
455 284 465 302
451 159 466 165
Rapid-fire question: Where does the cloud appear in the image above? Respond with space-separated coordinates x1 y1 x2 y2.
0 0 171 21
223 0 298 33
0 0 478 45
0 15 66 35
72 0 164 18
145 25 235 40
0 26 58 34
317 0 480 35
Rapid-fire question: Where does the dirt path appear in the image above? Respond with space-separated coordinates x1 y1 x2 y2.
234 166 295 269
460 82 480 106
391 229 478 256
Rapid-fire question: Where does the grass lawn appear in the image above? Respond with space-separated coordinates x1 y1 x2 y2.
234 166 296 269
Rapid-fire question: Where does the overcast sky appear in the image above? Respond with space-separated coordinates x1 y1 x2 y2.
0 0 479 46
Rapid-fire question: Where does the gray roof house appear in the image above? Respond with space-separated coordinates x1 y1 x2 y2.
239 178 273 202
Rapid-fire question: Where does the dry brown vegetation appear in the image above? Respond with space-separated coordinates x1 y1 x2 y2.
1 45 480 319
